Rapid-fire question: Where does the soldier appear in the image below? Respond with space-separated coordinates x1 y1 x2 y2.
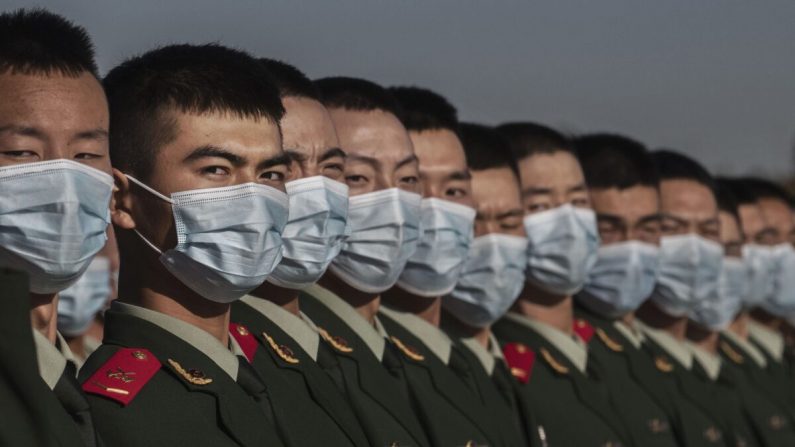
572 134 679 446
299 77 430 447
491 123 629 446
0 9 113 446
77 44 288 446
228 59 369 447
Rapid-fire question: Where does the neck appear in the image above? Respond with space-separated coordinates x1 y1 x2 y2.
381 287 441 326
250 281 301 316
318 273 380 325
686 322 719 353
30 293 58 343
636 301 688 341
620 311 636 327
728 310 750 340
65 334 87 360
514 283 573 334
750 308 782 331
439 311 492 348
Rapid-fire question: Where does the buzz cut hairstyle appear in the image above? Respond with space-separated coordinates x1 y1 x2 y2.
0 8 98 77
459 123 519 180
259 58 320 101
388 86 459 134
714 178 742 224
574 133 659 190
314 76 402 117
495 122 572 163
734 177 793 208
103 44 285 181
650 149 715 193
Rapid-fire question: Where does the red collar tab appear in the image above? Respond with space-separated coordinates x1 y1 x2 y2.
230 323 258 363
82 348 160 406
502 342 536 384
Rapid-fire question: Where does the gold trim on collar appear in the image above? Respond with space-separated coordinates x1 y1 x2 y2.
390 336 425 362
262 332 299 364
540 347 569 374
318 327 353 353
596 328 624 352
719 341 744 365
167 359 213 385
654 356 674 373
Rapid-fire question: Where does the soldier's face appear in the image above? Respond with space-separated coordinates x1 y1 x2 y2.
328 108 420 197
409 129 473 208
517 151 590 215
281 96 345 182
658 179 720 242
756 197 793 246
471 167 525 238
737 203 776 245
718 211 743 258
590 185 661 246
0 71 110 174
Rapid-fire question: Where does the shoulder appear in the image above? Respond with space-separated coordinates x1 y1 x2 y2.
80 346 161 406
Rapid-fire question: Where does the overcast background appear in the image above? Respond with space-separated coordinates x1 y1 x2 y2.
6 0 795 178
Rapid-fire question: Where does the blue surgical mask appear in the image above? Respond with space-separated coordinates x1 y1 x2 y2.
57 256 112 336
651 234 724 317
267 176 350 289
742 244 775 308
761 243 795 317
329 188 422 293
396 198 475 297
689 257 747 330
127 176 288 303
579 241 659 319
0 160 112 293
443 234 528 328
524 205 600 296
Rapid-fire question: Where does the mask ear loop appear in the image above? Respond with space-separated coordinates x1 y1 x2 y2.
124 174 173 255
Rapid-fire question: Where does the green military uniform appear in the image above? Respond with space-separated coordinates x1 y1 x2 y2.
747 321 795 417
300 284 430 447
378 306 504 446
492 312 629 447
0 268 87 447
635 321 729 447
574 305 679 447
79 302 285 447
230 296 370 447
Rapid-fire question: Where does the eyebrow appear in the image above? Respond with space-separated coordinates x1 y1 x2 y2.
447 170 472 181
568 183 587 193
183 145 246 166
257 153 291 171
395 154 419 170
284 149 307 163
659 213 689 226
346 153 380 168
0 125 108 141
523 186 552 196
74 128 109 141
318 147 346 163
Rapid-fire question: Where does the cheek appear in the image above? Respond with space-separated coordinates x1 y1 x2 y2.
135 195 178 249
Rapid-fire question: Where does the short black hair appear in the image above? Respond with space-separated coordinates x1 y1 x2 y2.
714 178 741 223
495 122 572 162
314 76 401 116
259 58 320 101
104 44 285 180
650 149 715 193
574 133 658 190
716 177 756 206
0 8 98 77
459 123 519 179
734 177 792 207
388 86 459 133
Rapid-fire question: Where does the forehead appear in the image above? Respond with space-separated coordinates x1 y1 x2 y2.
590 185 659 220
517 151 584 188
327 108 412 160
471 167 521 209
738 203 765 232
659 179 717 218
409 129 467 172
0 71 107 128
757 197 793 229
280 96 338 148
162 109 281 153
718 211 741 242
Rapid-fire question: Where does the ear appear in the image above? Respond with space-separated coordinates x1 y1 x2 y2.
111 168 136 230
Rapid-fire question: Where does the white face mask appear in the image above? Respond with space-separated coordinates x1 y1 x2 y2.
127 176 288 303
328 188 422 294
57 256 112 336
689 257 747 330
267 176 350 289
761 243 795 317
579 241 659 319
443 234 529 328
742 244 776 308
396 198 475 297
0 160 113 293
651 234 724 317
523 204 600 296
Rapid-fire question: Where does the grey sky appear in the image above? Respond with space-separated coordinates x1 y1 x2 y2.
9 0 795 178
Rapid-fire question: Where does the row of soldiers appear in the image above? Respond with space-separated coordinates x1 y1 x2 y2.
2 7 795 447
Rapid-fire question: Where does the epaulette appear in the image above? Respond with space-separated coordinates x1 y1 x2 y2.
719 341 744 365
82 348 161 406
539 347 569 375
318 327 353 353
390 336 425 362
573 318 595 343
595 327 624 352
502 342 535 383
261 331 299 364
230 323 258 363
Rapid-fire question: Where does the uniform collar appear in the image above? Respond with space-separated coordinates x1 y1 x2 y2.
686 342 722 380
303 284 387 360
613 320 645 349
380 305 452 365
747 320 785 362
458 334 503 375
112 301 240 380
240 295 320 360
32 329 69 389
505 312 588 374
721 329 767 368
635 320 693 369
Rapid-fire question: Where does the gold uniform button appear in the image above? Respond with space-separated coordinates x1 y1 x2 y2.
237 325 250 336
132 350 147 360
